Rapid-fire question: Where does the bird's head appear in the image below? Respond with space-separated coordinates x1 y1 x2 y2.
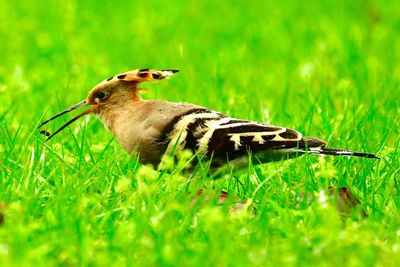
38 69 178 140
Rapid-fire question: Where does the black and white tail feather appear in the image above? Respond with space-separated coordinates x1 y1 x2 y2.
305 147 378 158
163 109 379 166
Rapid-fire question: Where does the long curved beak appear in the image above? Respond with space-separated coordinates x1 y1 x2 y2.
38 100 93 141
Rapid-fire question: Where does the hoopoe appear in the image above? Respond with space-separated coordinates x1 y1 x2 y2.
38 69 379 167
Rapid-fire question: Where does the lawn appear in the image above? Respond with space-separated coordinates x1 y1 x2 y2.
1 0 400 266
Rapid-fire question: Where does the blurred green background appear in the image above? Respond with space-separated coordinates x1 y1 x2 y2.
1 0 400 266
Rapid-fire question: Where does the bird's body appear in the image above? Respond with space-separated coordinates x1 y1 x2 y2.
39 69 378 167
98 100 203 165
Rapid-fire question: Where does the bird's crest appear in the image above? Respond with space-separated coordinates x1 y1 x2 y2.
104 69 179 84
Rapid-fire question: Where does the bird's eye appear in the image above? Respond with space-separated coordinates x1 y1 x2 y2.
95 91 107 100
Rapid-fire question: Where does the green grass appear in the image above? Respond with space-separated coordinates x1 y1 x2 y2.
1 0 400 266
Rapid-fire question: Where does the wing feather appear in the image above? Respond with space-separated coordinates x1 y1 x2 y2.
206 123 304 155
180 115 319 158
167 112 327 163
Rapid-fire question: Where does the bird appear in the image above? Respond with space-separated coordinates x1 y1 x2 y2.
38 69 379 167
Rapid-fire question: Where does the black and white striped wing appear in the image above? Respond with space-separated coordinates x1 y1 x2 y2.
196 118 309 161
165 109 324 162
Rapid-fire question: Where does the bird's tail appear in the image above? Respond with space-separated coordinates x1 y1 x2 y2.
300 137 379 159
309 147 379 159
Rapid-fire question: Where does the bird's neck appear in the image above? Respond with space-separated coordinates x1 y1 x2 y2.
96 99 141 133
